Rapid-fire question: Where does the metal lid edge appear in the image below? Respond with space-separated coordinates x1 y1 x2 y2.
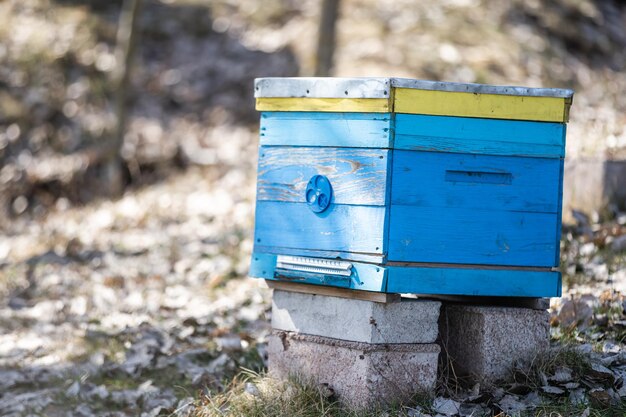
254 77 574 99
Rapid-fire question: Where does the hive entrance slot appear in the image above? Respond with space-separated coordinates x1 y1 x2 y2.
445 170 513 185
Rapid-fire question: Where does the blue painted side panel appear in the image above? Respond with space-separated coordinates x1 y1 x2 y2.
249 252 387 292
388 150 561 267
257 146 389 205
555 159 565 266
386 266 561 297
250 252 560 297
254 201 385 255
388 205 559 267
253 245 385 264
260 112 393 148
395 114 565 157
391 151 561 213
251 111 566 295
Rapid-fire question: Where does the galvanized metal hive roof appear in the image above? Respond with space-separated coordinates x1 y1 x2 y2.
254 77 574 99
254 77 574 123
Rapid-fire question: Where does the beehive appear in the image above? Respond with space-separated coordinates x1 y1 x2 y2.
249 78 573 297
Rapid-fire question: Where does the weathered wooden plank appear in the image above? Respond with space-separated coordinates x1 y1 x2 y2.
260 112 393 148
394 88 570 122
388 205 559 267
254 202 386 254
249 252 387 292
394 114 565 157
256 97 390 113
265 280 400 303
386 266 561 297
391 150 562 213
257 146 389 205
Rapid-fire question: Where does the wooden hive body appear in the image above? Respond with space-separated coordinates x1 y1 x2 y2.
250 78 573 297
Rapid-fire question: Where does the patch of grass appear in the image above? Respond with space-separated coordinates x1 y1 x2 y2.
196 371 344 417
550 324 583 345
512 345 591 390
194 370 424 417
192 351 621 417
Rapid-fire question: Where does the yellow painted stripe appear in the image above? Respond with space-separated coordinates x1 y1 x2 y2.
394 88 570 122
256 97 391 113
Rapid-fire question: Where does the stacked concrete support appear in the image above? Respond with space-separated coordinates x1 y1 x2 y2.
267 289 441 408
267 287 552 407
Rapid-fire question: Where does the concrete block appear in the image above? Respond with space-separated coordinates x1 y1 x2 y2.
267 331 440 409
272 290 441 344
439 304 550 384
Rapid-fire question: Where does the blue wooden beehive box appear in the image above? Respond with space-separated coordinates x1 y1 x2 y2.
249 78 573 297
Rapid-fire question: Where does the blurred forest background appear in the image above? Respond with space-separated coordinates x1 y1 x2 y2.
0 0 626 416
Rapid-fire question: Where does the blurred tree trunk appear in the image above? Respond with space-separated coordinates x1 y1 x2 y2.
315 0 340 77
103 0 143 196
